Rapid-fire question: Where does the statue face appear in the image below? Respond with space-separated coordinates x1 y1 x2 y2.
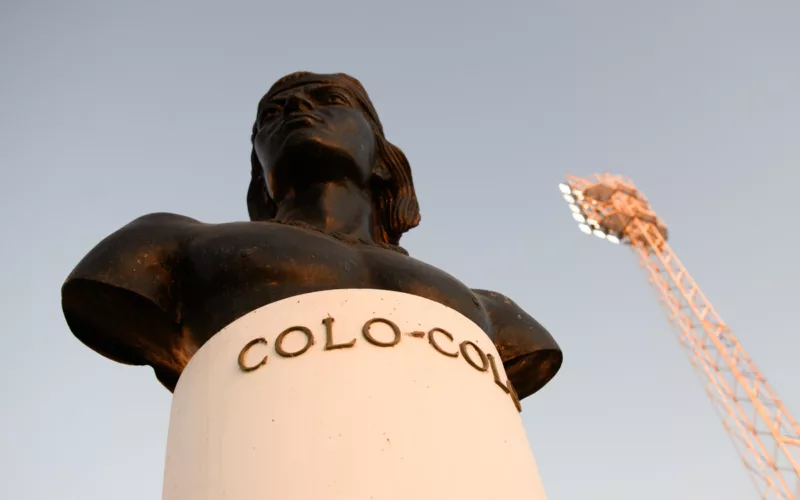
253 81 378 201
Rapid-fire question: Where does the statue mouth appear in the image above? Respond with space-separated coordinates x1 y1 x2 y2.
280 113 323 132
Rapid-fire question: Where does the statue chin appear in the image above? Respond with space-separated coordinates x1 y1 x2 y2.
272 137 370 188
278 129 336 156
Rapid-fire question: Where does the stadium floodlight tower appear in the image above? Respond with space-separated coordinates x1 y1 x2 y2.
558 173 668 248
558 173 800 500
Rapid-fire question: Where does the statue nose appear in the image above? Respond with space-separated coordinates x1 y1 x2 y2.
285 93 314 113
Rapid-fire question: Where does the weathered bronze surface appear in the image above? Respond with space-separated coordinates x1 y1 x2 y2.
61 71 562 401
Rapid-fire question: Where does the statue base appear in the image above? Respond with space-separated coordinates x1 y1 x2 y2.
162 289 548 499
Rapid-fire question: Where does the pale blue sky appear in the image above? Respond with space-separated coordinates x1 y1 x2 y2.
2 1 799 499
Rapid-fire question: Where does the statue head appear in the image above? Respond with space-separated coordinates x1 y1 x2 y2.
248 72 421 246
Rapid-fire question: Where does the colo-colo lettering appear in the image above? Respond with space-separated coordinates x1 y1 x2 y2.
237 316 522 412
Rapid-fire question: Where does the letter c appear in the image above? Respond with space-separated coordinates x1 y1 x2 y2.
428 328 458 357
238 338 269 372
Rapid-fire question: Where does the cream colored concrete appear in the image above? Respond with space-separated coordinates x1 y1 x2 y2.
162 289 547 500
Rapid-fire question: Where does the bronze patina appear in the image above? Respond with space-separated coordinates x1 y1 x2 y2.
61 72 562 400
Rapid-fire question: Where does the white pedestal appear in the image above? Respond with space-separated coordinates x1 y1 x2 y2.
162 289 548 500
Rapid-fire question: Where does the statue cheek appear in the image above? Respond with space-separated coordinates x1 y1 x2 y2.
253 138 271 166
352 139 378 180
349 113 377 163
370 146 389 181
358 140 374 163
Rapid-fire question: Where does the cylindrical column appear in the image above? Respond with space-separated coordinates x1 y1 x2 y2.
162 289 548 500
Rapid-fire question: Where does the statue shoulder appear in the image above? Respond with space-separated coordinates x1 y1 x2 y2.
119 211 203 233
472 289 563 400
63 212 202 299
61 212 203 386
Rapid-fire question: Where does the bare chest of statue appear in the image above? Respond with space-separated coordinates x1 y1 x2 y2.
179 221 491 345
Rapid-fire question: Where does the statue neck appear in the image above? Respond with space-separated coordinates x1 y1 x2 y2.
274 180 375 242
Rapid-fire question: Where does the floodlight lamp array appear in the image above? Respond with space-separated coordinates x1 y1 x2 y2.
558 182 621 245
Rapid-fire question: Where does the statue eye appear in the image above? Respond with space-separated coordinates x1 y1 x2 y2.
326 92 349 105
258 105 282 127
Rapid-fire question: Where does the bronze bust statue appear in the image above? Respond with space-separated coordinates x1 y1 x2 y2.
61 71 562 401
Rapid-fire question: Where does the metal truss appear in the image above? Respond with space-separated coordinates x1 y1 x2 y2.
559 173 800 499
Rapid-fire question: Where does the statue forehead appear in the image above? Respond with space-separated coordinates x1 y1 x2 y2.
258 72 366 108
254 71 384 136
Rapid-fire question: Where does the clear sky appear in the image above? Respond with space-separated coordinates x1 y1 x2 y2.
2 1 798 499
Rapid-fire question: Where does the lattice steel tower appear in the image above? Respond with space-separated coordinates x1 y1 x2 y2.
558 173 800 499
